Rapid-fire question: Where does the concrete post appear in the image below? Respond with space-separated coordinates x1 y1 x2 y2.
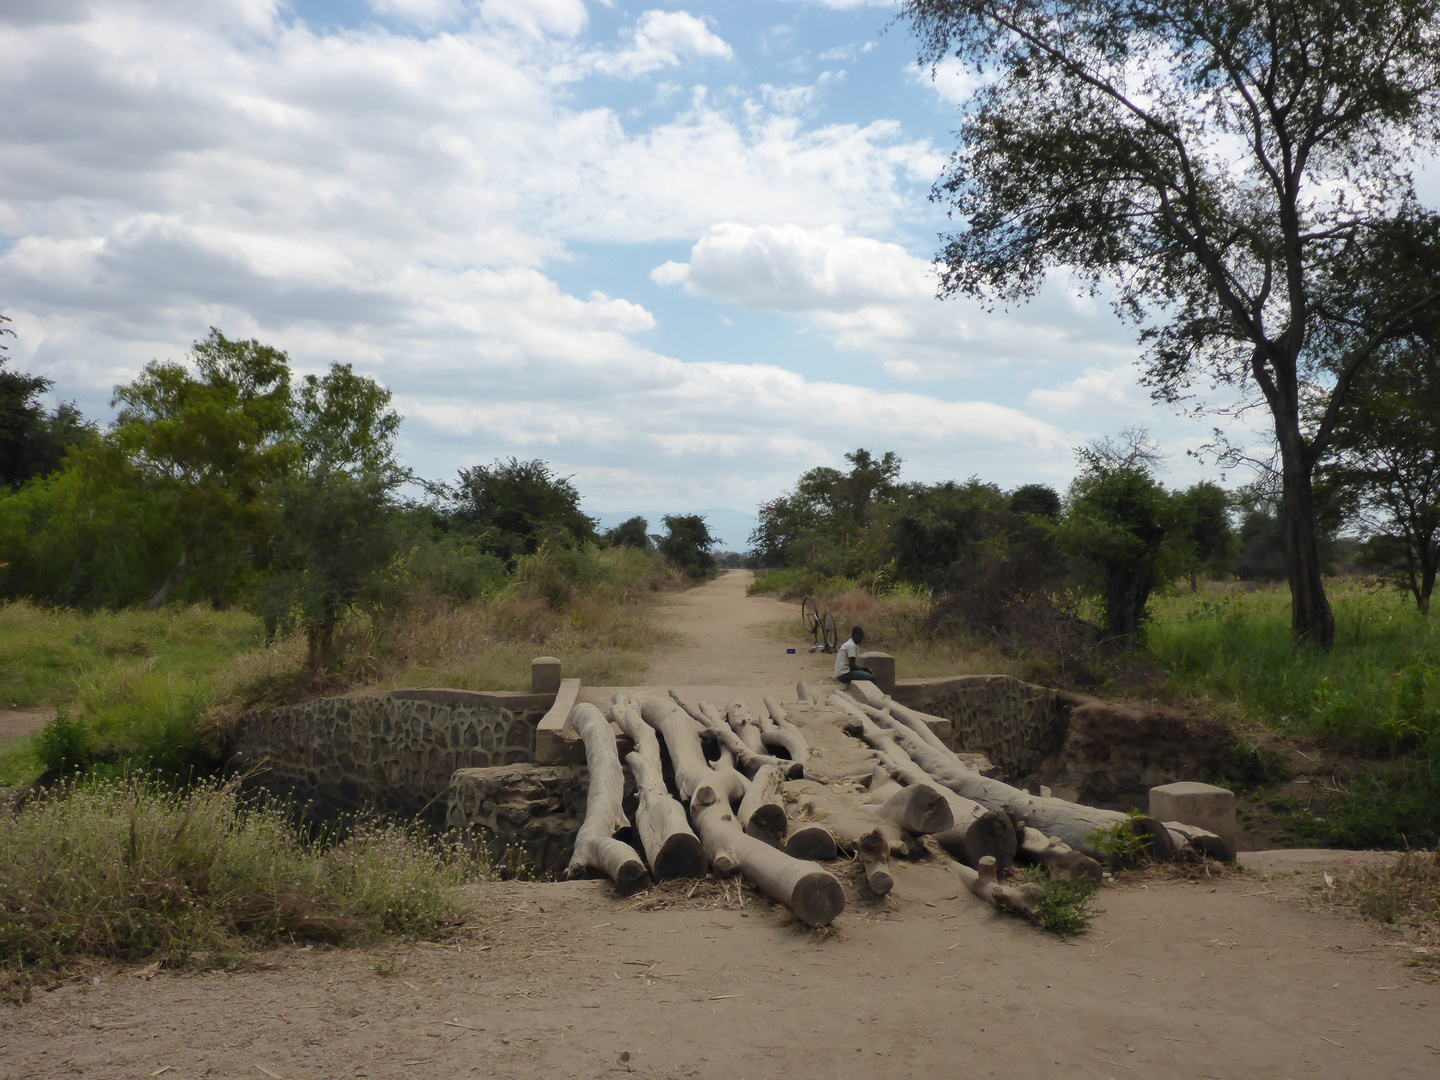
860 651 896 695
531 656 562 696
1149 781 1238 851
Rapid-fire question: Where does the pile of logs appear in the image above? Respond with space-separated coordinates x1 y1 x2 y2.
562 684 1231 928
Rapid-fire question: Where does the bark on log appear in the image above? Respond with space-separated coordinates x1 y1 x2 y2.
1163 821 1234 863
610 692 705 881
861 765 954 835
690 784 845 927
726 700 767 756
641 697 745 805
564 703 649 893
856 829 893 896
667 691 803 779
949 856 1044 920
833 693 1173 862
760 698 811 763
828 694 1017 868
1018 827 1103 883
736 763 788 847
783 780 913 857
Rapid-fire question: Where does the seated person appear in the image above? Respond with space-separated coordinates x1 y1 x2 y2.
834 625 874 683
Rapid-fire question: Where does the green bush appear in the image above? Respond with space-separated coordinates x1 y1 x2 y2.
34 707 87 776
0 777 487 981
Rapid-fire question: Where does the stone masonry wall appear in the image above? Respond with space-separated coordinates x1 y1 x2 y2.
230 688 551 825
892 674 1068 778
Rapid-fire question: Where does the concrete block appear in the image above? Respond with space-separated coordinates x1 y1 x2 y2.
1149 781 1238 851
847 678 886 709
531 656 562 696
860 651 896 695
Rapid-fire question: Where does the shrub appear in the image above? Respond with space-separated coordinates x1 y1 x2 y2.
0 777 486 984
34 707 87 777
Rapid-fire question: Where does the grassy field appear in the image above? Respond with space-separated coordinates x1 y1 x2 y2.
1148 581 1440 756
0 545 685 787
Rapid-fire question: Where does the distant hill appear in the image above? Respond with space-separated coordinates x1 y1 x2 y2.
590 507 758 553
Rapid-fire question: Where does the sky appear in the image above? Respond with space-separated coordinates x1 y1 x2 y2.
4 0 1436 548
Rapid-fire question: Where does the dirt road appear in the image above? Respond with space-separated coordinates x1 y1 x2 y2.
3 571 1438 1080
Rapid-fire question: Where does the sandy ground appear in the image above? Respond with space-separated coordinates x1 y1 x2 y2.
4 570 1439 1079
0 710 51 744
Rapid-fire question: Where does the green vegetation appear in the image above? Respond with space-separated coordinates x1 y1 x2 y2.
1326 848 1440 978
1032 876 1103 939
0 776 487 1000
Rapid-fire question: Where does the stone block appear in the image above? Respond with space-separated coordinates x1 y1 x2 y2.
531 656 563 696
860 651 896 695
847 678 886 709
1149 781 1238 851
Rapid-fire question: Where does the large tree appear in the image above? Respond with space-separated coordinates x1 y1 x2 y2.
903 0 1440 646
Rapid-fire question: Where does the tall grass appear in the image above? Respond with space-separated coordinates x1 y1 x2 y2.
0 776 487 994
1147 582 1440 754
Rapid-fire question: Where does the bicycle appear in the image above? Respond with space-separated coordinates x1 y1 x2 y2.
800 596 838 653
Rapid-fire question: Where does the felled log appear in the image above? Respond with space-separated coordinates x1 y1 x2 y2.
783 821 839 861
949 856 1044 920
796 680 813 704
563 703 649 893
761 698 811 763
783 779 914 857
690 784 845 927
736 763 788 846
856 828 893 896
861 765 954 835
828 695 1017 868
836 693 1173 863
667 691 802 779
641 697 745 805
1164 821 1234 863
726 700 767 756
711 746 750 809
608 695 705 881
1018 827 1102 883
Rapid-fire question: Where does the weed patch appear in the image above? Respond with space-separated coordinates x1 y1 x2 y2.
0 776 489 996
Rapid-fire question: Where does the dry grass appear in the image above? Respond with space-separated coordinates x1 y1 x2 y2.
617 876 754 913
1323 848 1440 978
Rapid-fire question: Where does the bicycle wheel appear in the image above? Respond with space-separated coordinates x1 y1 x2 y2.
821 612 838 652
801 596 820 634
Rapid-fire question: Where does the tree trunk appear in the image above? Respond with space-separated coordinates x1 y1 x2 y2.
564 704 649 893
856 829 893 896
860 765 954 835
949 856 1043 920
760 698 811 763
1018 827 1102 883
1162 821 1234 863
736 763 788 847
610 694 705 881
640 697 744 804
828 695 1017 868
690 784 845 927
1278 428 1336 648
834 692 1173 863
725 700 766 756
667 692 803 779
796 681 813 704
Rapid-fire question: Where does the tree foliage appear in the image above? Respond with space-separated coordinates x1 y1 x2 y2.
903 0 1440 646
658 514 716 579
448 457 597 565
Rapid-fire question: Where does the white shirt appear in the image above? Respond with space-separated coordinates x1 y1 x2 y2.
834 638 859 678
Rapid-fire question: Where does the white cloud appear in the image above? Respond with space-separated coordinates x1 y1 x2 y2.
655 223 1140 380
588 10 732 79
909 56 981 105
1027 364 1152 415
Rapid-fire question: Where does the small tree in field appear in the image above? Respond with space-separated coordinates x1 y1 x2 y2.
659 514 717 579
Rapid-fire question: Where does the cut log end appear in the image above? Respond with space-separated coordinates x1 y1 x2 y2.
744 803 788 847
784 824 838 862
653 833 708 882
790 870 846 927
